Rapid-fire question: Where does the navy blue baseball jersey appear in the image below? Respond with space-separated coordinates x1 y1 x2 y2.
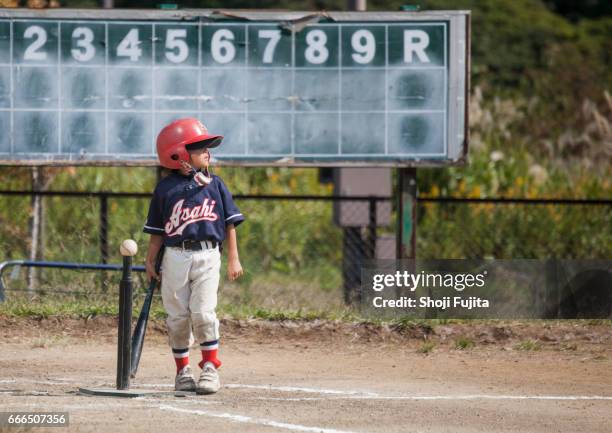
143 171 244 247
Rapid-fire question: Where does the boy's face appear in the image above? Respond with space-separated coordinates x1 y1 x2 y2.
179 147 210 175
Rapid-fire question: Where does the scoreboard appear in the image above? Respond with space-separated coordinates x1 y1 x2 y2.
0 9 470 166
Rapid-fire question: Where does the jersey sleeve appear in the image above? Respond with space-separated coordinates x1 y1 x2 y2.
143 187 165 236
217 177 245 228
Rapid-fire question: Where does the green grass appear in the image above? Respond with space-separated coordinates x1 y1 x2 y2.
2 297 612 332
514 340 542 351
455 337 475 350
417 342 436 354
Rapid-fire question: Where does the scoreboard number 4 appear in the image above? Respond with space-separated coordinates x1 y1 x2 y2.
117 28 142 62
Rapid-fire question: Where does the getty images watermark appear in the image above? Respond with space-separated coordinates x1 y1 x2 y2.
371 269 490 310
359 260 612 319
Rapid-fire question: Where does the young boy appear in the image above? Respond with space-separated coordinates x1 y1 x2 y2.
143 118 244 394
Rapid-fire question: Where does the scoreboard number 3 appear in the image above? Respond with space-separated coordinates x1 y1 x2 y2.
71 27 95 62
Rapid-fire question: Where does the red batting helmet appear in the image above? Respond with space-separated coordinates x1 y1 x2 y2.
156 118 223 169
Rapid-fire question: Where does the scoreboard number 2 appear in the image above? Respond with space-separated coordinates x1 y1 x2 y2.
23 25 47 61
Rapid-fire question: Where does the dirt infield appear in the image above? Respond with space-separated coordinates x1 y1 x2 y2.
1 317 611 433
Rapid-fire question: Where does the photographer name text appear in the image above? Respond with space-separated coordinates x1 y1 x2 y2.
372 296 490 310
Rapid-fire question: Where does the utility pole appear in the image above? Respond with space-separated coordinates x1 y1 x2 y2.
347 0 366 11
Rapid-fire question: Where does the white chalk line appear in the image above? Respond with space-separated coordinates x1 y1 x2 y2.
2 379 612 433
224 383 380 396
0 394 365 433
2 377 612 402
158 404 363 433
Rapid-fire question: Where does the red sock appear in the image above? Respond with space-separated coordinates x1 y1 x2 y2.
173 349 189 373
198 345 222 369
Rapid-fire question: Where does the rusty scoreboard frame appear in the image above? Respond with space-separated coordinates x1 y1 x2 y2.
0 9 470 167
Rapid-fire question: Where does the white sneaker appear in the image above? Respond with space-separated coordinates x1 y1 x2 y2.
196 362 220 394
175 365 196 392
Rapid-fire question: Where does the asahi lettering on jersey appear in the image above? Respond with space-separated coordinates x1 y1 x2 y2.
144 171 244 247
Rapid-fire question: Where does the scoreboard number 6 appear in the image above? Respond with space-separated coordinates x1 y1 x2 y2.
211 29 235 64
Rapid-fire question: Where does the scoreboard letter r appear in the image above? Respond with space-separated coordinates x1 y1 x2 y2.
403 30 430 63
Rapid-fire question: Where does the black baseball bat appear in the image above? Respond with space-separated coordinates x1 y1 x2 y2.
130 246 164 378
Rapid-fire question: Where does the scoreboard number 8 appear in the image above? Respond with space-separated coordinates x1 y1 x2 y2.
305 29 328 64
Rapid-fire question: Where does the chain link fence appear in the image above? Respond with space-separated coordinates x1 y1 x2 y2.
0 190 610 309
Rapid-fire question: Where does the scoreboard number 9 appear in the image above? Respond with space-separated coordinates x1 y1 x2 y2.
351 29 375 64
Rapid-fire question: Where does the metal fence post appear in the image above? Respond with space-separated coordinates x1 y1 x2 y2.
100 194 109 265
397 168 417 260
368 197 377 260
116 254 133 390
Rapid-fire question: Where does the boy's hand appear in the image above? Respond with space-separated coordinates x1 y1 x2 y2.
227 258 243 281
145 260 160 283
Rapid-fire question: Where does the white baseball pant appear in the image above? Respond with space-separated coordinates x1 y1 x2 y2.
160 242 221 350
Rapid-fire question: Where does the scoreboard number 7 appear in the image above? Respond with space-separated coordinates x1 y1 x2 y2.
258 29 281 64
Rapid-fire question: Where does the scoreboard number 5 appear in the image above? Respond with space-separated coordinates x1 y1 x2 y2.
165 29 188 63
